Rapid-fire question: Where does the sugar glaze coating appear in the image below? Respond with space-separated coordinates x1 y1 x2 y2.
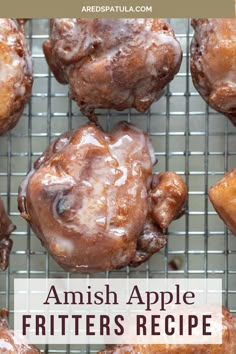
43 18 182 121
191 10 236 125
0 197 15 271
0 19 33 135
0 309 40 353
18 122 186 273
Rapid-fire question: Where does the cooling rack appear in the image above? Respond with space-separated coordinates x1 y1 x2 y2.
0 18 236 353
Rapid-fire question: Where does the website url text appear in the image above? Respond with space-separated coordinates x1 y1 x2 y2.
81 5 153 13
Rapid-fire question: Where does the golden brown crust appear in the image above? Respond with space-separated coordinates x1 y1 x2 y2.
209 168 236 236
0 19 33 135
18 122 187 273
0 308 40 353
0 197 15 271
191 15 236 125
150 172 187 229
43 18 182 121
98 307 236 354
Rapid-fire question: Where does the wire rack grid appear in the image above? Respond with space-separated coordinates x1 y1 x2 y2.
0 18 236 353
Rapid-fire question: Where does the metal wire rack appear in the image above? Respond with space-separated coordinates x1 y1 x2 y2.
0 18 236 353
